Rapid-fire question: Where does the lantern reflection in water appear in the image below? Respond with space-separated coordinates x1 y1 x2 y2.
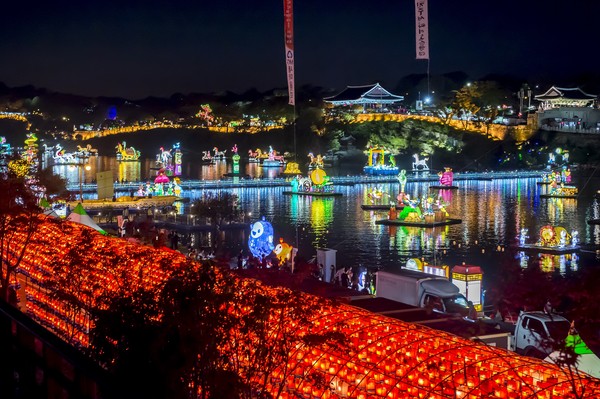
8 215 600 398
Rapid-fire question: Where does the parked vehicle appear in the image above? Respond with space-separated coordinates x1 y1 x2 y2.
499 311 600 378
374 270 475 318
507 311 571 358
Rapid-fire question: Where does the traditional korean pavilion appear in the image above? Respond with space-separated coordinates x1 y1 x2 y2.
535 86 597 110
535 86 600 131
324 83 404 111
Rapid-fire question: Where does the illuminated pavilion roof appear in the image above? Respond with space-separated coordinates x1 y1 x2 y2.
535 86 597 108
324 83 404 106
10 216 600 398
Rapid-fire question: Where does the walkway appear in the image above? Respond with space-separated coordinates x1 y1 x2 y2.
68 170 545 193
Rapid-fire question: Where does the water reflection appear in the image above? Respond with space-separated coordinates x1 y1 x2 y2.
49 156 600 287
47 155 288 185
517 251 579 275
118 161 142 183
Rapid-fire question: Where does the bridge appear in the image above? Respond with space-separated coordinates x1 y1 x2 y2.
67 170 544 194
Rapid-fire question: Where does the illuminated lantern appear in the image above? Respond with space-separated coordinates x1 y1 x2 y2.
273 238 293 265
154 168 170 184
438 167 454 186
248 216 275 261
310 168 327 186
451 265 483 311
173 142 182 176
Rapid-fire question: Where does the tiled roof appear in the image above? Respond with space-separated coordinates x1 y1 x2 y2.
324 83 404 104
535 86 597 101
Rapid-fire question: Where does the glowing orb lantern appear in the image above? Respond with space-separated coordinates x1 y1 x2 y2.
310 168 327 185
248 216 275 261
451 265 483 311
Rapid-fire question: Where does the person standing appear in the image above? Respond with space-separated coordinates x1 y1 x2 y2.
169 230 179 250
341 267 350 288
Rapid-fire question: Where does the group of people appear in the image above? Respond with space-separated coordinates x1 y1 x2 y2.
331 266 364 291
186 247 215 261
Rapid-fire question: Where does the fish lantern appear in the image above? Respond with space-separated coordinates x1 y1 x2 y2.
248 216 275 261
274 237 293 264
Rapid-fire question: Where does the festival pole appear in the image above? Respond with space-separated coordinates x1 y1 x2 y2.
415 0 430 102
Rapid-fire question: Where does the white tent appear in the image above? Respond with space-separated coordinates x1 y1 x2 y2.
66 203 108 235
43 208 60 218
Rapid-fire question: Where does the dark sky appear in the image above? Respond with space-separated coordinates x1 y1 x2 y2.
0 0 598 99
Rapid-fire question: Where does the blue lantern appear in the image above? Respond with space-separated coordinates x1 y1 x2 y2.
248 216 275 261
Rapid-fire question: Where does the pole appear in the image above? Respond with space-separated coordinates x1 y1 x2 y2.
293 105 297 162
79 162 83 202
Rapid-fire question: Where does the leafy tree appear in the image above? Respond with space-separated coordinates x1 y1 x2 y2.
0 157 42 303
36 166 68 197
452 83 481 129
190 192 241 252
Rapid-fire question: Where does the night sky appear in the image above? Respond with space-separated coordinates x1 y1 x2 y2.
1 0 598 99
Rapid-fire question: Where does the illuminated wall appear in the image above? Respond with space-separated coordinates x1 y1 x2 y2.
7 216 600 398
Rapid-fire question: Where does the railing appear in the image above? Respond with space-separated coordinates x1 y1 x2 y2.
540 125 600 134
68 170 545 193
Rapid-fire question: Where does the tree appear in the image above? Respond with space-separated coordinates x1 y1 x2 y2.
0 156 42 303
36 166 68 197
190 192 241 252
452 83 481 129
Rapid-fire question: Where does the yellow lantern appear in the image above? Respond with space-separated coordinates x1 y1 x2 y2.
310 168 327 185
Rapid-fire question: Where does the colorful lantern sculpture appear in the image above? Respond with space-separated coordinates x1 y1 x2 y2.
248 216 275 261
438 167 454 186
232 144 240 174
173 142 182 176
273 237 293 265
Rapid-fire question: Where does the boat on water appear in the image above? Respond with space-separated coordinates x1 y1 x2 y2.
68 195 181 210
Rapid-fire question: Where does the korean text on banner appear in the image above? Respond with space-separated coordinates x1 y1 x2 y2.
415 0 429 60
284 0 295 105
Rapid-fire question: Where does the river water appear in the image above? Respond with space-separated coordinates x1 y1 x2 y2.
48 154 600 300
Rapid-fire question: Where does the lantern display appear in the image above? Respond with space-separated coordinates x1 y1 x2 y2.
7 216 600 399
248 216 275 261
273 237 293 266
451 264 483 311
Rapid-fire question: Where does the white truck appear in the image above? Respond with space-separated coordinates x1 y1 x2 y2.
374 270 475 318
505 311 600 377
507 311 571 358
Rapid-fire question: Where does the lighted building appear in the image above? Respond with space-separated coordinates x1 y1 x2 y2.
324 83 404 113
535 86 600 131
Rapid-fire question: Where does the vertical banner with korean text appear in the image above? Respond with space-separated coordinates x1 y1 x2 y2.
415 0 429 60
284 0 295 105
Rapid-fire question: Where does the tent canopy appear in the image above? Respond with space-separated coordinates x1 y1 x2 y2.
66 203 108 235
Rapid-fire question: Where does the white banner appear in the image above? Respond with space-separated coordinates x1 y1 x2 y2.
284 0 295 105
415 0 429 60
